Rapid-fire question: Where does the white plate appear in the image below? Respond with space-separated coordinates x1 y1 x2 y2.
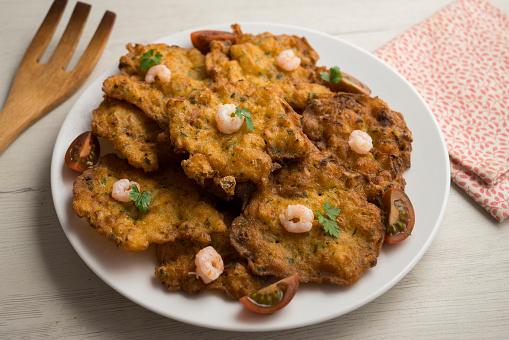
51 22 450 332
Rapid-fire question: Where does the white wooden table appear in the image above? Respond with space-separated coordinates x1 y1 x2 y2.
1 0 509 338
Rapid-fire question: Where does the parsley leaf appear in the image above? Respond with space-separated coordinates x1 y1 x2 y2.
316 201 341 238
320 66 343 84
323 201 341 218
234 106 254 132
129 184 152 213
139 49 163 71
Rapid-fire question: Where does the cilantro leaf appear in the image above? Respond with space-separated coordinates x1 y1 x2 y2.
242 111 254 132
315 202 341 238
320 71 330 82
129 184 152 213
320 66 343 84
323 201 341 219
234 106 255 132
323 217 341 238
139 49 163 71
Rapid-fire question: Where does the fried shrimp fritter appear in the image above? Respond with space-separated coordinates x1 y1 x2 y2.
103 43 211 129
205 24 331 111
230 152 385 285
91 97 178 172
155 230 266 299
166 80 312 196
72 154 227 252
302 93 413 205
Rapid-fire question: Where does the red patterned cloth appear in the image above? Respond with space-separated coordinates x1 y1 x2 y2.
375 0 509 222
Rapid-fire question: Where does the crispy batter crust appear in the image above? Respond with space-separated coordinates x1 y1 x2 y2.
95 43 212 172
72 154 227 252
205 25 332 111
302 93 413 205
118 43 209 79
230 152 385 285
91 97 179 172
103 43 211 129
166 80 312 195
155 230 266 299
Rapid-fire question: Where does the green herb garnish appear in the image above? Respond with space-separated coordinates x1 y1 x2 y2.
316 201 341 238
320 66 343 84
234 106 254 132
139 49 163 71
129 184 152 213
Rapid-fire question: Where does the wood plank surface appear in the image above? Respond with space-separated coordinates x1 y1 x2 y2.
1 0 508 339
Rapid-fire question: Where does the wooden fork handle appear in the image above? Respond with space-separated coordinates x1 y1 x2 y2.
0 55 93 154
0 55 80 155
0 83 57 155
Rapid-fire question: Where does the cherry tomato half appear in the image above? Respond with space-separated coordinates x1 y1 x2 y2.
326 70 371 95
190 30 237 54
64 131 100 172
239 275 299 314
382 188 415 244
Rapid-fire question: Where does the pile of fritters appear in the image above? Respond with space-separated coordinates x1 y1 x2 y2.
73 24 413 299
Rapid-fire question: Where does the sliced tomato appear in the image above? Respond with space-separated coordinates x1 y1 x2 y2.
382 188 415 244
64 131 100 172
190 30 237 54
326 69 371 95
239 275 299 314
337 72 371 95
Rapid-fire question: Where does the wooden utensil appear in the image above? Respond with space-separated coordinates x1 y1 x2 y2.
0 0 115 155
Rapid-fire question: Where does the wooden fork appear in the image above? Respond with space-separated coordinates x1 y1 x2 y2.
0 0 115 155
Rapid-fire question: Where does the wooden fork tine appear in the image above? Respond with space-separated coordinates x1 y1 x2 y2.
23 0 67 65
72 10 116 78
49 2 91 69
0 1 116 155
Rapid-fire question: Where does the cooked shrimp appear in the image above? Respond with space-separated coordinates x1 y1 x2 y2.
195 246 224 284
145 64 172 83
348 130 373 154
111 178 140 202
215 103 244 134
279 204 314 233
276 49 301 71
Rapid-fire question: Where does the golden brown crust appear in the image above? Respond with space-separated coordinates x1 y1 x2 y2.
205 28 332 111
155 230 266 299
103 44 211 129
302 93 413 205
95 43 214 173
91 97 180 172
230 152 385 285
118 43 209 79
166 80 312 196
72 154 227 252
103 75 169 129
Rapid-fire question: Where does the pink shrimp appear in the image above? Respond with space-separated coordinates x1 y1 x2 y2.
215 103 244 134
276 49 301 71
111 179 140 202
145 64 172 83
279 204 314 233
348 130 373 154
195 246 224 283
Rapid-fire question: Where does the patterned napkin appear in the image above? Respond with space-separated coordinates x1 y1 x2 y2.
374 0 509 222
